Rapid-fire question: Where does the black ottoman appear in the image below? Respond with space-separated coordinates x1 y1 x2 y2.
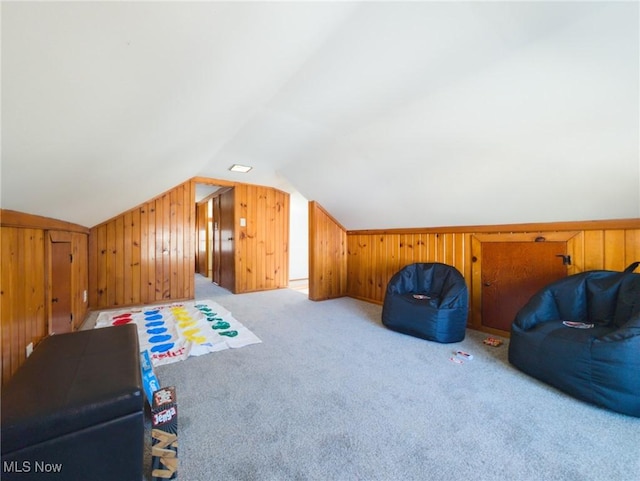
1 324 144 480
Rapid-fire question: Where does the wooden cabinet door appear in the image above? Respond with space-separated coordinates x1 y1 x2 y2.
51 241 73 334
481 241 568 332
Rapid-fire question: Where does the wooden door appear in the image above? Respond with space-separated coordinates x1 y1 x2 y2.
196 202 208 275
219 189 235 292
207 198 214 280
481 241 568 332
212 196 221 285
51 242 73 334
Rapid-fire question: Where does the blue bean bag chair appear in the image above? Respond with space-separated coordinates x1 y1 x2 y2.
509 263 640 417
382 263 468 343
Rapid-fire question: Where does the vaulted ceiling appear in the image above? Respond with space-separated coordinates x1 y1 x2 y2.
2 1 638 229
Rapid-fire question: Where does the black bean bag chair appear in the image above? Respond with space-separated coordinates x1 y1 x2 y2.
508 263 640 417
382 263 468 343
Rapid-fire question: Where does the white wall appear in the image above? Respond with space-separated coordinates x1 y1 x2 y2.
278 2 640 229
3 2 637 231
288 190 309 281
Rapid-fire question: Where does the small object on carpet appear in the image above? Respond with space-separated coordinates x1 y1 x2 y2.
483 337 503 347
455 350 473 361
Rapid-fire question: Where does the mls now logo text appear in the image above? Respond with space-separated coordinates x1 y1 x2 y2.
3 460 63 474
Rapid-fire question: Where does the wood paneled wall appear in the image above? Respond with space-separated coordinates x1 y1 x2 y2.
234 183 290 293
309 214 640 333
347 231 468 303
1 210 89 385
344 219 640 333
89 178 291 308
89 181 196 309
308 201 348 300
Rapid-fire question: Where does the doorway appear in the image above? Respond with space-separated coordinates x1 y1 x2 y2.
195 183 235 291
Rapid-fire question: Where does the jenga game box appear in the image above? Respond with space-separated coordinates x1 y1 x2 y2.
151 386 178 480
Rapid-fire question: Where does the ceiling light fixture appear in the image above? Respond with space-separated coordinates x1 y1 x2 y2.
229 164 253 173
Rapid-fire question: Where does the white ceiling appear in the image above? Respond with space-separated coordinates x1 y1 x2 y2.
2 1 639 229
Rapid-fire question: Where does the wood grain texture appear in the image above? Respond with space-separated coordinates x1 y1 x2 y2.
347 232 471 304
1 209 89 233
89 180 196 309
337 217 640 336
309 201 347 300
234 183 290 293
89 178 287 307
1 220 88 385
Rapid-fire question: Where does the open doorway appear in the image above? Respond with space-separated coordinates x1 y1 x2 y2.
194 178 308 294
195 183 234 291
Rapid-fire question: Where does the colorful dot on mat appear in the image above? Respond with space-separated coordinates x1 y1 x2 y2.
112 318 132 326
149 334 173 343
183 330 207 343
211 321 231 330
147 327 168 335
177 320 197 328
145 314 163 321
144 310 160 316
113 313 132 320
145 321 164 327
219 330 238 337
150 343 175 353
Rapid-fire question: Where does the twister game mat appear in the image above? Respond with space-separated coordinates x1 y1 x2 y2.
95 300 262 366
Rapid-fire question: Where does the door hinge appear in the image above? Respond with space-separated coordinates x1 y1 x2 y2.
556 254 571 266
70 313 73 323
69 254 73 263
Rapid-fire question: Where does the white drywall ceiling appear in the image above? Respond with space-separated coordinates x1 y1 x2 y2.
2 1 638 229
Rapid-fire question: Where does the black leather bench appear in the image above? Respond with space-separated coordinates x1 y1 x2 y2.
1 324 144 480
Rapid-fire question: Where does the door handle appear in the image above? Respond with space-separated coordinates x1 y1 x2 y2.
52 298 59 303
483 282 492 287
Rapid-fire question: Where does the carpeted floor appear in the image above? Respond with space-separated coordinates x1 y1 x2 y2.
128 275 640 481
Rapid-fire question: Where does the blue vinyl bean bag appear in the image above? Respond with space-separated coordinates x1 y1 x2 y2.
382 263 468 343
509 265 640 417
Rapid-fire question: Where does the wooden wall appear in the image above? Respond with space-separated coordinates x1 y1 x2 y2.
89 181 196 309
234 183 290 293
89 178 291 309
344 219 640 333
310 209 626 311
1 210 89 385
308 201 348 300
347 231 468 303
